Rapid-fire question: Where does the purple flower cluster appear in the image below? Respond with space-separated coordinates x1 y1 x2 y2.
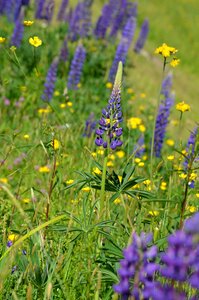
69 0 92 41
44 0 55 23
41 59 58 102
57 0 68 21
109 0 128 38
11 17 24 47
154 73 174 157
35 0 46 19
134 19 149 53
67 44 86 90
114 233 158 300
109 17 136 83
95 62 123 150
59 38 68 63
184 126 198 169
114 212 199 300
94 0 119 39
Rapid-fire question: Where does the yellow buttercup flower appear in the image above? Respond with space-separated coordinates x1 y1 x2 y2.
82 187 91 192
116 150 125 158
187 206 197 213
127 117 142 129
176 101 190 113
60 103 67 108
154 43 178 58
127 88 134 94
160 182 167 191
166 139 175 146
8 234 18 242
139 124 146 132
66 179 74 185
196 193 199 198
24 20 34 26
0 37 6 43
170 58 180 67
51 139 60 150
149 210 159 217
106 82 113 89
0 178 8 184
22 198 30 204
29 36 42 47
93 167 101 175
23 134 30 140
39 166 50 173
167 155 174 161
135 158 141 163
107 161 114 167
114 198 121 205
138 162 144 167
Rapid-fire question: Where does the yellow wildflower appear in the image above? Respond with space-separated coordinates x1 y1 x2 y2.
106 82 113 89
108 154 115 160
97 149 104 155
51 139 60 150
167 155 174 161
23 134 30 140
127 88 134 94
118 175 122 183
139 124 146 132
144 179 151 186
93 167 101 175
149 210 159 217
24 20 34 26
54 91 60 96
187 206 197 213
135 158 141 163
142 155 148 161
170 58 180 67
82 187 91 192
67 101 73 107
107 161 114 167
66 179 74 185
140 93 146 98
0 178 8 184
77 83 81 88
166 139 175 146
114 198 121 205
196 193 199 198
190 172 197 181
39 166 50 173
116 150 125 158
138 162 144 167
60 103 67 108
154 43 178 58
38 107 51 114
29 36 42 47
8 234 18 242
22 198 30 204
0 37 6 43
127 117 142 129
176 101 190 113
160 182 167 191
179 173 187 179
91 152 97 158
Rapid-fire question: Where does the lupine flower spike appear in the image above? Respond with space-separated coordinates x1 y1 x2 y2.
95 61 123 150
134 19 149 53
67 44 86 90
41 59 58 102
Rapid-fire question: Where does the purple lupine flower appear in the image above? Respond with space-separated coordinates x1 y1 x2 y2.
35 0 46 19
113 232 158 299
109 17 136 83
150 283 187 300
69 0 92 41
134 19 149 53
57 0 68 21
59 38 68 63
126 1 138 19
134 135 145 157
154 74 174 157
14 0 22 21
11 17 24 47
67 44 86 90
43 0 54 23
109 0 128 38
0 0 6 14
94 0 119 39
95 62 123 150
83 113 96 137
160 230 195 282
184 126 198 169
4 0 15 20
7 240 13 248
41 59 58 102
184 212 199 235
22 0 30 5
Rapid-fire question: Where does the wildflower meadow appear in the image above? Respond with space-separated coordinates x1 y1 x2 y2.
0 0 199 299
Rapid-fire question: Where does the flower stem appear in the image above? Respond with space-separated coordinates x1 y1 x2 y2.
100 155 108 218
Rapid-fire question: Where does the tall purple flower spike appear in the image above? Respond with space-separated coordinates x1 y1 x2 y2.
134 19 149 53
95 62 123 150
41 59 58 102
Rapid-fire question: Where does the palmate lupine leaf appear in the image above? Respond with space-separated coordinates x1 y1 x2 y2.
63 162 153 201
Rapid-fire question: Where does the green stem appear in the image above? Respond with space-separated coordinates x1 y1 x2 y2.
100 155 108 218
